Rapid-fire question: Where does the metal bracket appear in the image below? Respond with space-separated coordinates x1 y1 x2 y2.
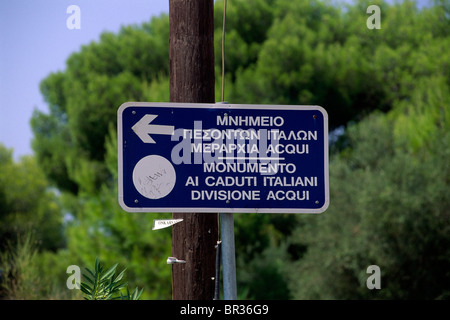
166 257 186 264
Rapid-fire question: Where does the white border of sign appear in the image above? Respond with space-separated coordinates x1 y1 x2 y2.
118 102 329 214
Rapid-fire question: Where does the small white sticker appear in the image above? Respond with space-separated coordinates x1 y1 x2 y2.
132 155 176 199
152 219 183 230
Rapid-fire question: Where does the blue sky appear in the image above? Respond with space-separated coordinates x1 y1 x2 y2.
0 0 169 159
0 0 431 160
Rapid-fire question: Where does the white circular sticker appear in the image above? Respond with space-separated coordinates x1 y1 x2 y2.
132 155 176 200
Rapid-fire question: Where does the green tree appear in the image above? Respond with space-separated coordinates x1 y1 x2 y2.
0 145 69 299
29 0 450 300
287 98 450 299
31 15 170 195
0 144 64 252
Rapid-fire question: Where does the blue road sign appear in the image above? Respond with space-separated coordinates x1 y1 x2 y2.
118 102 329 213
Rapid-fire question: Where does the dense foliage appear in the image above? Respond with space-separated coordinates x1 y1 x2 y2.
0 145 64 252
1 0 448 299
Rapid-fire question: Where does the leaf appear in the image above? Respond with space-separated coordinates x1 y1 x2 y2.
84 267 96 280
129 287 144 300
80 282 93 296
94 257 103 274
131 288 138 300
101 263 118 282
136 288 144 300
111 278 127 288
104 293 113 300
113 268 127 283
113 282 127 292
82 272 95 285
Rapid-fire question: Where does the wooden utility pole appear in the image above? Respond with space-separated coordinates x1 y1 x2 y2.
169 0 217 300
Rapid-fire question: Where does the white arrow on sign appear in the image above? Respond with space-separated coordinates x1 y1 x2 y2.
132 114 175 143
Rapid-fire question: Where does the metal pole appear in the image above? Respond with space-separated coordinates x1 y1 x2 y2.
213 241 221 300
220 212 237 300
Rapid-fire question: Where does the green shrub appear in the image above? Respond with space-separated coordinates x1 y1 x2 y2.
80 258 143 300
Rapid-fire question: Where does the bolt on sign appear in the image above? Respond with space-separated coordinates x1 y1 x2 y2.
118 102 329 214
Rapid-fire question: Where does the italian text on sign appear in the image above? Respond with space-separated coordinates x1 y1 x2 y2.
118 102 329 214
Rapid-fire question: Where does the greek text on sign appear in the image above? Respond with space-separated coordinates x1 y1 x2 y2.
118 102 329 214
